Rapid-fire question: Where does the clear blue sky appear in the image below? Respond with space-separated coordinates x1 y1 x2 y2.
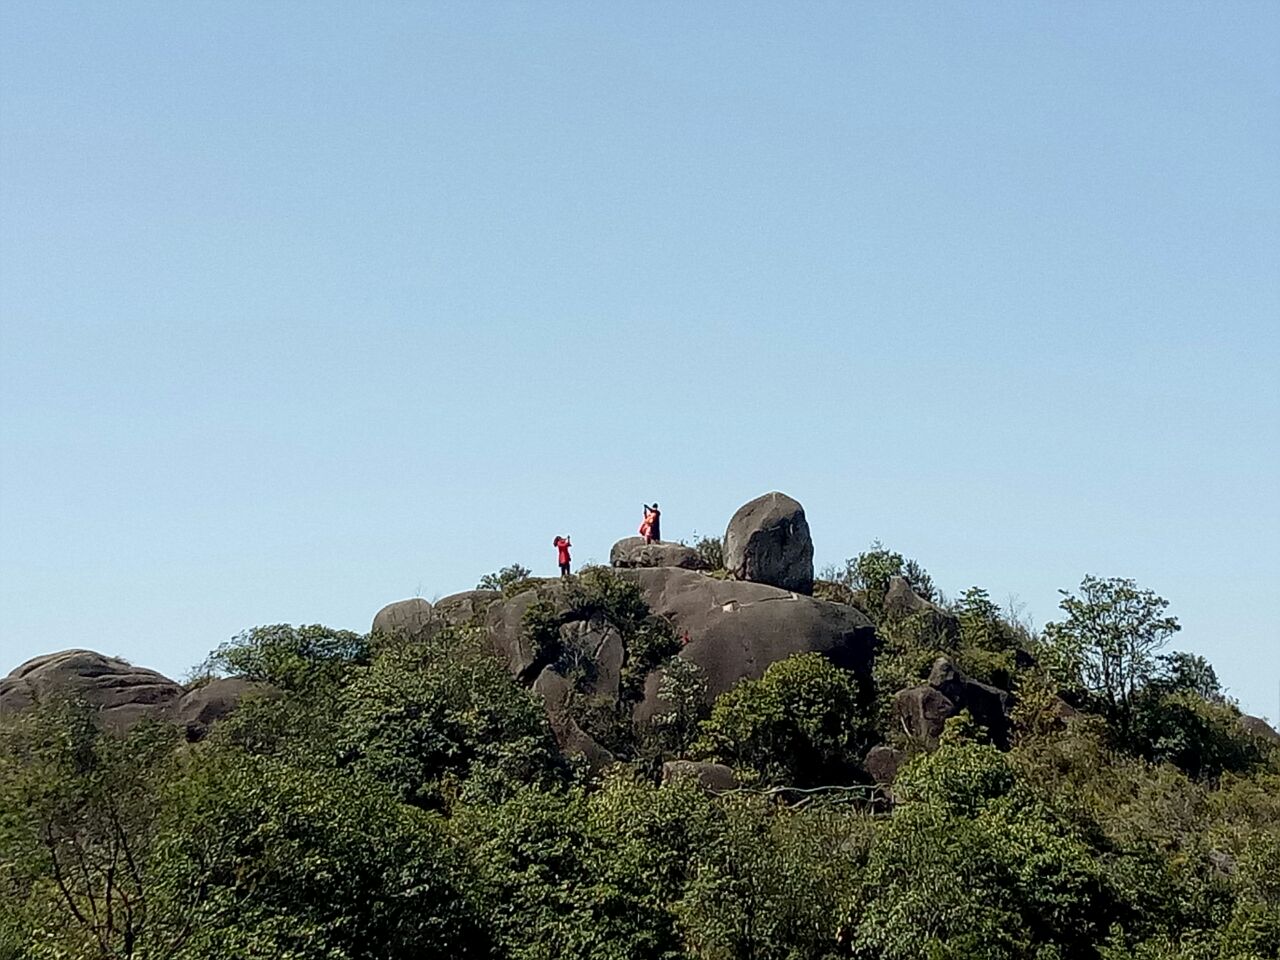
2 2 1277 718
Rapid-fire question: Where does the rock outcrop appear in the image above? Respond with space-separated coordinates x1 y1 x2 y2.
610 537 709 571
893 684 957 744
371 597 435 642
485 581 572 682
531 667 616 770
882 576 935 618
723 492 814 594
622 567 875 722
1239 714 1280 745
927 657 1013 747
864 744 906 786
893 657 1014 748
0 650 262 740
661 759 738 791
0 650 185 731
434 590 500 627
168 677 269 741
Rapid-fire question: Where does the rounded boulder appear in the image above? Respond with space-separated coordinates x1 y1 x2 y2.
371 598 435 642
610 537 710 571
723 492 814 594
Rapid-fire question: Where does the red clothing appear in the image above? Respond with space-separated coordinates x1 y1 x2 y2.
555 537 571 564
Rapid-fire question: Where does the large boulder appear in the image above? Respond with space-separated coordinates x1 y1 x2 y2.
927 657 1013 747
1239 714 1280 745
893 685 957 744
723 492 814 594
531 668 615 771
0 650 185 731
662 759 738 792
610 537 709 571
864 744 906 786
371 598 434 642
620 567 875 722
485 582 574 683
167 677 269 742
434 590 500 627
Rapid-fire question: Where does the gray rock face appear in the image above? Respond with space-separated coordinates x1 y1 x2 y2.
621 567 875 722
864 744 906 786
1239 714 1280 744
661 759 737 791
531 668 615 771
371 598 435 642
892 657 1014 748
167 677 268 742
558 619 625 700
610 537 709 571
434 590 500 627
893 685 958 744
485 582 572 682
883 576 934 618
926 657 1013 747
0 650 185 731
883 577 959 642
723 492 814 594
0 650 260 740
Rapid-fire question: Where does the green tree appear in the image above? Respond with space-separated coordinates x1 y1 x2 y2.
199 622 369 692
450 784 672 960
1043 576 1181 739
825 542 935 621
156 748 488 959
693 654 870 787
653 656 710 756
1152 652 1221 702
0 701 183 960
338 627 563 809
478 562 534 593
852 730 1116 960
691 535 724 572
678 795 871 960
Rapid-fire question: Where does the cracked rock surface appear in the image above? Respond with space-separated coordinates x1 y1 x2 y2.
620 567 874 722
0 649 263 739
723 491 815 594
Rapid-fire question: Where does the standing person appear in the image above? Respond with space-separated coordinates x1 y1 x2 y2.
640 503 661 544
553 535 572 578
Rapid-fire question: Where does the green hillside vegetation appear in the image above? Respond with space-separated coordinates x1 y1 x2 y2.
2 545 1278 960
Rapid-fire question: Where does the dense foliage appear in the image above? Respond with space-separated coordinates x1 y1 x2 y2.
2 551 1277 960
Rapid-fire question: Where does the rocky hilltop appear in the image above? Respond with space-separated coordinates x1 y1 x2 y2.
4 491 1280 960
3 490 1276 782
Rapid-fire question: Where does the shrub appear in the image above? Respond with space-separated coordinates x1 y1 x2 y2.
199 622 369 692
338 628 563 809
693 653 871 787
691 534 724 571
478 562 535 593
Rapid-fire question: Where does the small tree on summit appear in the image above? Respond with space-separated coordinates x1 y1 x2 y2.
477 563 533 593
1043 575 1180 739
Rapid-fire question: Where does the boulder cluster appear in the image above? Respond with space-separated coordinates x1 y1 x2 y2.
370 492 875 766
0 649 264 742
5 489 1279 785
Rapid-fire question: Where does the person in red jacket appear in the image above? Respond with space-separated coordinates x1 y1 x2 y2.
640 503 661 544
553 535 572 577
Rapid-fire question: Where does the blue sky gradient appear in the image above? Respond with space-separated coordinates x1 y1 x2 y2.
2 2 1277 716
